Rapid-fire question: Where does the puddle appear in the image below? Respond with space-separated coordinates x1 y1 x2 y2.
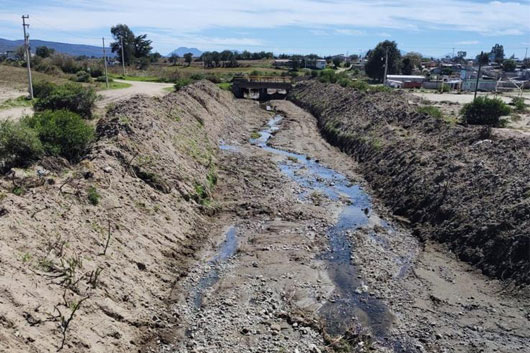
249 115 413 351
192 226 238 308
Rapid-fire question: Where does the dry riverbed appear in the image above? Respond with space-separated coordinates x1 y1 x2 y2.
151 100 529 353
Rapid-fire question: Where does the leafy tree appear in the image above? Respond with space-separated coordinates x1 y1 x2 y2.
111 24 136 65
365 41 402 82
184 52 193 66
490 44 504 64
134 34 152 58
401 52 422 75
149 52 161 63
476 52 489 65
35 46 55 58
332 56 343 68
169 53 179 65
503 59 516 72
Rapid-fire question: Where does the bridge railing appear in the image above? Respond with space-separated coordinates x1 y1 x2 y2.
233 76 292 84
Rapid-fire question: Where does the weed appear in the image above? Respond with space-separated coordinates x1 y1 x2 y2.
21 252 32 263
416 105 443 120
87 186 100 206
461 97 511 127
287 156 298 162
511 97 527 112
250 131 261 139
218 82 232 91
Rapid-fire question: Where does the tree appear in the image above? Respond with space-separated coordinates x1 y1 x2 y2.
134 34 152 58
110 24 136 65
149 52 161 63
332 56 343 68
503 59 516 72
184 53 193 66
169 53 179 65
36 46 55 58
365 40 402 82
490 44 504 64
401 52 422 75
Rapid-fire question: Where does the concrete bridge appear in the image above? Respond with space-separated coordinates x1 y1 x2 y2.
232 76 292 100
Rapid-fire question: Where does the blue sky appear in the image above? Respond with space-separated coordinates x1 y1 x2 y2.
0 0 529 58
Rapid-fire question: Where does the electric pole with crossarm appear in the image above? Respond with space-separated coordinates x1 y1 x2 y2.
22 15 34 99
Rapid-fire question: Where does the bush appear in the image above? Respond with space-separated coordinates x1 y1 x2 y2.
174 78 192 91
73 70 91 82
95 76 113 83
461 97 511 126
0 121 43 168
23 110 95 161
33 81 57 99
417 106 443 119
89 67 103 78
34 83 97 119
511 97 527 112
87 186 100 205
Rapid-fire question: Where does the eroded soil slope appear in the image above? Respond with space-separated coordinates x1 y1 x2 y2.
0 81 268 352
289 81 530 285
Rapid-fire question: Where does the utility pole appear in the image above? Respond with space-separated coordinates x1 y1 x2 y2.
383 47 389 85
120 37 126 76
102 37 109 89
21 15 33 99
474 51 485 100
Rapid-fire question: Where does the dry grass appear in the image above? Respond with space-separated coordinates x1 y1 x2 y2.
0 64 70 90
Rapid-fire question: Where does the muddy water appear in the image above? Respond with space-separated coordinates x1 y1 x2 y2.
192 226 238 308
251 115 410 349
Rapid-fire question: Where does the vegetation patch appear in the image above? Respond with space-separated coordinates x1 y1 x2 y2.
461 96 511 127
416 106 443 120
87 186 100 205
34 83 97 119
0 96 33 110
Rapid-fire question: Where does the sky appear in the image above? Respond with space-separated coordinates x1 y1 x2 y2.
0 0 529 58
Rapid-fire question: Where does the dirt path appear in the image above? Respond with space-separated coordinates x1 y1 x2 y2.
97 79 173 110
155 101 529 353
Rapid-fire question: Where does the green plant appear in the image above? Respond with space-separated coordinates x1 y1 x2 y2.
461 97 511 126
174 78 192 91
0 120 43 168
511 97 527 112
33 81 57 99
73 70 91 83
218 82 232 91
417 106 444 119
12 186 25 196
250 131 261 139
34 83 97 119
87 186 100 205
23 110 94 162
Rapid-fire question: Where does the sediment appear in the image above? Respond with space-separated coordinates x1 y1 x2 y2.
288 80 530 285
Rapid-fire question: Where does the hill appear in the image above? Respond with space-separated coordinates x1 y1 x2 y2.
0 38 113 58
167 47 202 57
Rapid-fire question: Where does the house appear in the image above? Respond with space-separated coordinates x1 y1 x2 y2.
386 75 425 88
306 58 327 69
273 59 293 68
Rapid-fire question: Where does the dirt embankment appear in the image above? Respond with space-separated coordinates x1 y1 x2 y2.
0 81 266 352
289 80 530 285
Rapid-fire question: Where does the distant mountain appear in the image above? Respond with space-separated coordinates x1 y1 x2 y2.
167 47 202 57
0 38 113 58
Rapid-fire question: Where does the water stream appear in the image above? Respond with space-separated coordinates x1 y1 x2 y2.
197 114 411 351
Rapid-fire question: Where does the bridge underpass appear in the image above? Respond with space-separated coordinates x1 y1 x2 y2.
232 76 293 100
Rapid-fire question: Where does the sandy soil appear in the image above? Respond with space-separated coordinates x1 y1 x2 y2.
97 80 173 111
153 99 529 353
411 91 527 105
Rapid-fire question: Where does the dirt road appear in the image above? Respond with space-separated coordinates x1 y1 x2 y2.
0 80 173 121
97 79 173 109
156 100 529 353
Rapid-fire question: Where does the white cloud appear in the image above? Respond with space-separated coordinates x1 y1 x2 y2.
456 40 480 45
335 29 366 36
0 0 529 52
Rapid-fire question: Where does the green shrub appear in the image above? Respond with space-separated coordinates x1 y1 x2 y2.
87 186 100 205
461 97 511 126
417 106 443 119
73 70 91 82
89 67 103 78
95 76 112 83
174 78 192 91
0 121 43 168
23 110 94 161
190 73 205 81
34 83 96 118
33 81 57 99
511 97 527 112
